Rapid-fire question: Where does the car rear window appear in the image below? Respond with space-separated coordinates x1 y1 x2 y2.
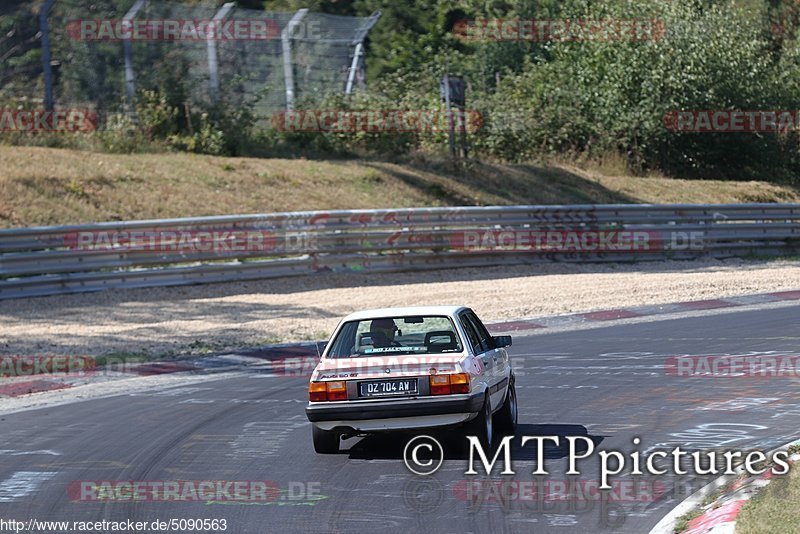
326 316 463 358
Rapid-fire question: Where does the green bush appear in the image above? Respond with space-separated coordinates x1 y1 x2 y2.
93 112 154 153
167 113 225 156
468 0 800 178
4 0 800 181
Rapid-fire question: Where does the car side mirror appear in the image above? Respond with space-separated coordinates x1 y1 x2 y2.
493 335 512 348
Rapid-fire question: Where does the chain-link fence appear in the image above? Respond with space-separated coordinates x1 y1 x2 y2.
0 0 380 126
0 1 47 107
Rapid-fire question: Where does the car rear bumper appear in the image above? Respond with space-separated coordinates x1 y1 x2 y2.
305 392 485 423
313 413 474 432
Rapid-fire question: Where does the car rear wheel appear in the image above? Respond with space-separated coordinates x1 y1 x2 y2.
495 378 518 434
312 426 340 454
465 394 492 449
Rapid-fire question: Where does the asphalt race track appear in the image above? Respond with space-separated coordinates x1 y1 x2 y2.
1 304 799 533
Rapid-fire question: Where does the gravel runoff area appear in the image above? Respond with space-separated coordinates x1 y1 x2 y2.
1 258 799 359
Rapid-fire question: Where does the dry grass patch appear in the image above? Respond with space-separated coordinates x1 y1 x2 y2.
2 145 800 228
736 463 800 534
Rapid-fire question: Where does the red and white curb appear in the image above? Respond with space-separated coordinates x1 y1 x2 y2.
649 440 800 534
0 354 269 398
487 289 800 334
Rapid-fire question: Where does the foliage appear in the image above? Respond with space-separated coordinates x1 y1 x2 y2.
4 0 800 180
464 0 800 179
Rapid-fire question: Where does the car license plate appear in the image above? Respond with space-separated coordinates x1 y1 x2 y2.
359 379 418 397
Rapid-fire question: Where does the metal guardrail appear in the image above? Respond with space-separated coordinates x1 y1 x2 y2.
1 204 798 300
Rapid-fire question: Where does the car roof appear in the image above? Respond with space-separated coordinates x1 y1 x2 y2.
341 306 470 322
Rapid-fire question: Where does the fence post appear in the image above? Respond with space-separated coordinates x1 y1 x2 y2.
441 73 456 159
123 0 146 111
207 2 236 103
345 11 381 95
282 9 308 111
39 0 57 111
344 43 364 95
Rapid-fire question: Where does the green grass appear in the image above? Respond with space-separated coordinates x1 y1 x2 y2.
736 463 800 534
673 507 703 533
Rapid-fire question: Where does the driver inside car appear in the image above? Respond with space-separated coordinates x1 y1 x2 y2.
369 318 400 348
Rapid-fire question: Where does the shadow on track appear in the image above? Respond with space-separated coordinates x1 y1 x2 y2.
340 423 605 462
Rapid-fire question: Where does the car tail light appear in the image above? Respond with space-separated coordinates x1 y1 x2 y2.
308 381 349 401
309 382 327 402
429 375 450 395
450 373 470 394
326 381 348 401
429 373 470 395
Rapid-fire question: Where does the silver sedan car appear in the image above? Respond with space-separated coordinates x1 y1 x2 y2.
305 305 517 453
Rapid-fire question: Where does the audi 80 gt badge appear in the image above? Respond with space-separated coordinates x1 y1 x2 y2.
305 306 517 453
